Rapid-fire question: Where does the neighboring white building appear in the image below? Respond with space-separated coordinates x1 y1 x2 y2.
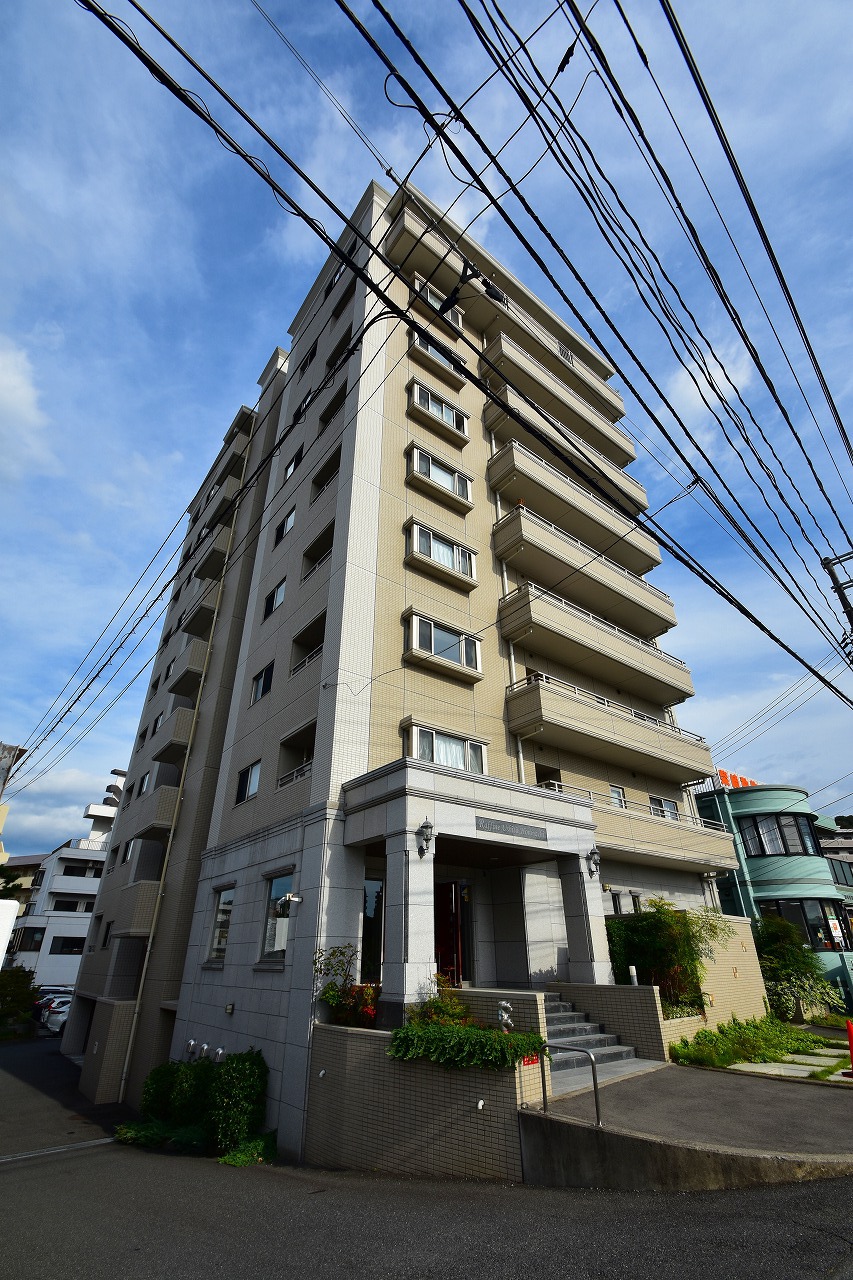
7 771 125 987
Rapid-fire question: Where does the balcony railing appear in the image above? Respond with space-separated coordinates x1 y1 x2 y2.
501 584 687 670
290 644 324 677
493 507 671 603
537 780 725 831
277 761 313 789
487 332 620 433
301 548 333 583
508 673 706 744
68 838 109 852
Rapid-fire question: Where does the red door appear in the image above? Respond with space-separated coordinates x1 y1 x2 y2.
434 881 462 986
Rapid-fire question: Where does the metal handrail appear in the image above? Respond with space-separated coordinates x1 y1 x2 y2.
539 1042 602 1125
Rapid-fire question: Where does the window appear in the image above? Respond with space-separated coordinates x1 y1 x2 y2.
324 241 355 300
291 392 312 425
738 813 820 857
62 861 91 877
278 722 316 788
250 662 274 705
165 658 175 679
410 329 465 373
311 448 341 504
631 894 642 914
149 676 160 699
235 760 261 804
53 899 80 912
410 381 467 437
101 921 113 949
136 727 148 752
274 508 296 545
16 927 45 952
407 447 471 504
261 873 294 960
331 277 356 322
829 859 853 888
283 444 304 482
49 935 84 955
263 579 286 620
610 785 626 809
407 522 476 581
138 771 150 796
208 887 234 962
121 841 133 863
415 279 462 329
409 725 486 775
326 326 352 374
410 615 480 671
297 340 317 381
152 712 163 735
650 796 678 821
610 892 623 915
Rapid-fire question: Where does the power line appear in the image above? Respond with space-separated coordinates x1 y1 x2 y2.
656 0 853 473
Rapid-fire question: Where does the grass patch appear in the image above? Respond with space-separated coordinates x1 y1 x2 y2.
218 1131 277 1166
807 1013 851 1031
670 1015 839 1069
807 1057 849 1082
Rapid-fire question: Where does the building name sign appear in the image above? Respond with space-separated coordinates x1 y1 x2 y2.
475 817 547 842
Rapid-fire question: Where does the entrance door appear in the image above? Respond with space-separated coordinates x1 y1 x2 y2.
434 881 463 986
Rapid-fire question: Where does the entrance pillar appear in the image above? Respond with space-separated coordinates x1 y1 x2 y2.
377 825 436 1026
557 852 613 985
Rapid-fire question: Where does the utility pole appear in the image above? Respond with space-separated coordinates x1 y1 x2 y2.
823 554 853 660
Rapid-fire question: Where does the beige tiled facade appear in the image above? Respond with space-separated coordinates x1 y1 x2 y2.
67 182 740 1163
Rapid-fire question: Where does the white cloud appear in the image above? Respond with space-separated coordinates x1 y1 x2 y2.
0 336 59 482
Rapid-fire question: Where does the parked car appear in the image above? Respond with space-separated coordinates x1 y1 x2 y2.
39 995 72 1026
32 988 73 1021
44 999 71 1036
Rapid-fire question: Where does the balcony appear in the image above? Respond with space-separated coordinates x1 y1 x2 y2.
151 706 195 765
488 440 660 576
506 675 715 784
540 783 736 872
482 333 631 463
492 507 675 638
194 526 230 581
167 638 208 696
499 583 694 705
204 475 241 528
181 589 216 638
115 880 160 937
129 785 179 840
384 206 467 297
483 385 647 515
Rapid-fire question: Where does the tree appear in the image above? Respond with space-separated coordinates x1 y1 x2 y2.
752 915 845 1020
605 897 734 1014
0 966 37 1025
0 864 23 900
834 815 853 828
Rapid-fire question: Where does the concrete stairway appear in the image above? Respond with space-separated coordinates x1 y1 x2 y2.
543 992 636 1073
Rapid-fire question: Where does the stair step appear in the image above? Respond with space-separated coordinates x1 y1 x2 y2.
546 1016 600 1034
550 1033 621 1052
542 998 575 1013
550 1045 637 1072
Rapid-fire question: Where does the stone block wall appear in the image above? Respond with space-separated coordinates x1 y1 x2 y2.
304 1023 543 1180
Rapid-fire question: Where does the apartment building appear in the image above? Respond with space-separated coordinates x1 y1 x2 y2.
4 772 124 986
66 181 736 1156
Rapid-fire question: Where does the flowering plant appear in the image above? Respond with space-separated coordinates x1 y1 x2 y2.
314 945 381 1027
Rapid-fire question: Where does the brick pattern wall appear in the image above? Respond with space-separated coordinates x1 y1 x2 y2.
304 1024 544 1180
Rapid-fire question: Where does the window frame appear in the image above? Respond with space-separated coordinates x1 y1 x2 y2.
263 578 287 620
408 379 468 443
208 885 235 963
260 871 295 962
649 795 679 821
406 520 477 588
274 508 296 545
408 724 487 776
250 662 275 706
235 760 261 805
407 613 481 675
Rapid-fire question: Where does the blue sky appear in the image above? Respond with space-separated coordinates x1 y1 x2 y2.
1 0 852 859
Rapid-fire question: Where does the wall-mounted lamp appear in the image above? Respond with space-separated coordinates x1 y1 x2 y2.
213 1047 226 1063
185 1039 197 1057
198 1043 210 1059
585 847 601 878
417 818 434 859
285 893 303 906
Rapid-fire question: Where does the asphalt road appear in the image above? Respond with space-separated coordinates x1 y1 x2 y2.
3 1038 853 1280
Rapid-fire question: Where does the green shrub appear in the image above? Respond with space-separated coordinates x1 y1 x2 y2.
388 1023 547 1071
209 1049 268 1154
218 1131 277 1166
405 974 477 1027
606 897 733 1009
752 916 845 1020
124 1048 268 1157
669 1015 836 1068
0 966 38 1025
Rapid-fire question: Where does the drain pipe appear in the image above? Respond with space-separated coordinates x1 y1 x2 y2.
117 439 252 1103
